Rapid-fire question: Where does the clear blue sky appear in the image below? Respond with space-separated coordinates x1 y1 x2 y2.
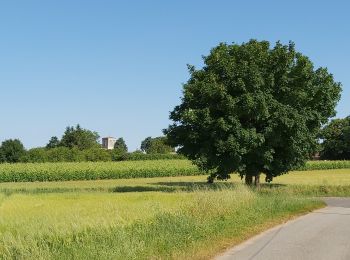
0 0 349 151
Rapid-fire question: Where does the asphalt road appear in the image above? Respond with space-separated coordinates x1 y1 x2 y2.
216 198 350 260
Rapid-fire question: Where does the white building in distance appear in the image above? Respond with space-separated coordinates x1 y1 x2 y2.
102 137 117 150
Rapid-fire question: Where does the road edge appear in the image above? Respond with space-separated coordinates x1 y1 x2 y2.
214 204 328 260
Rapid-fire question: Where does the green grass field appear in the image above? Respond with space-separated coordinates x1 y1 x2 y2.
0 168 349 259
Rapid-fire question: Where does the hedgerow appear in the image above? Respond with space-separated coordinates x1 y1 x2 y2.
19 147 184 163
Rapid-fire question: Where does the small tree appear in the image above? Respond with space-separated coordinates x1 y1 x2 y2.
320 116 350 160
111 138 128 161
46 136 60 149
140 137 152 153
0 139 26 163
165 40 341 185
114 138 128 153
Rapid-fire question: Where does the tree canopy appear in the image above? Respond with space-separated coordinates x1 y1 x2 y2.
60 125 100 150
320 116 350 160
114 138 128 153
140 136 174 154
165 40 342 184
46 136 60 149
140 137 152 153
0 139 26 163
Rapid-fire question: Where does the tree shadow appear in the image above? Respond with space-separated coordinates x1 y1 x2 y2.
0 182 290 195
259 183 288 188
0 187 110 195
109 181 237 193
110 186 176 193
109 181 288 193
152 181 239 191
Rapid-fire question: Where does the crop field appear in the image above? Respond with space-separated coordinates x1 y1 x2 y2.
0 159 350 183
0 160 199 182
1 167 350 259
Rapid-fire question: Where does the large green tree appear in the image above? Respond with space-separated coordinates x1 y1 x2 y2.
165 40 341 185
60 125 100 150
320 116 350 160
0 139 26 163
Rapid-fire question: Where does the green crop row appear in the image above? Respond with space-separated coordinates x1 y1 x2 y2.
0 160 201 182
299 160 350 171
0 160 349 183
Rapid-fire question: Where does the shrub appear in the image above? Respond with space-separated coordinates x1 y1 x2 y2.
82 148 112 162
21 148 48 163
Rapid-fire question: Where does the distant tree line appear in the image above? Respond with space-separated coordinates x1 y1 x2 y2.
2 115 348 164
0 125 179 163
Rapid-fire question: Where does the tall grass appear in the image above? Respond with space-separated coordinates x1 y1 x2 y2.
0 186 322 259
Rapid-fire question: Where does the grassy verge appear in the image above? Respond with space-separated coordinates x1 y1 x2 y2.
0 186 322 259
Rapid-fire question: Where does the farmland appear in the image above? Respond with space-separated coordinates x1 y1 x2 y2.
1 165 350 259
0 159 350 183
0 182 321 259
0 160 199 182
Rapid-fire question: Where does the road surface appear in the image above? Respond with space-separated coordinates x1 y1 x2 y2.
216 198 350 260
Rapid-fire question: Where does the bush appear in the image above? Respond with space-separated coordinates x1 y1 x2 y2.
82 148 112 162
21 148 48 163
46 147 84 162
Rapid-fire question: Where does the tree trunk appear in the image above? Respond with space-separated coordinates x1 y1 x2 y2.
254 174 260 187
245 175 253 185
245 174 260 186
